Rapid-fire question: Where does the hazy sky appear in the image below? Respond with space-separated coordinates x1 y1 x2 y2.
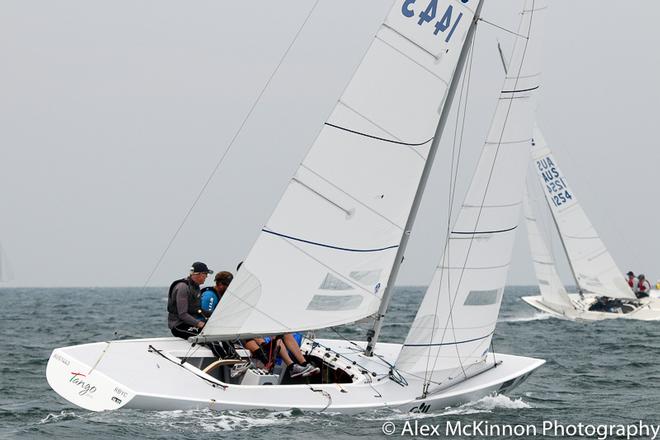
1 1 658 288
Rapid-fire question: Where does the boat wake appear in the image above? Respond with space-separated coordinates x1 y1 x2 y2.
357 394 531 421
33 396 530 434
500 313 551 323
442 394 531 415
39 410 78 424
146 409 311 432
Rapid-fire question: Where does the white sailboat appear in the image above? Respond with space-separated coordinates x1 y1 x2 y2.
522 128 660 321
47 0 545 412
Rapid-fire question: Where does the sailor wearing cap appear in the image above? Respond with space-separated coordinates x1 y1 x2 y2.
167 261 214 339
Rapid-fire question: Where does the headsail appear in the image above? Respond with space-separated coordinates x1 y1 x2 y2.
529 128 635 299
395 0 545 393
202 1 481 339
523 186 573 312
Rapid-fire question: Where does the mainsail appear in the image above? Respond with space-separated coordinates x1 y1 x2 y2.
529 128 635 299
395 0 545 393
203 1 480 339
523 187 573 312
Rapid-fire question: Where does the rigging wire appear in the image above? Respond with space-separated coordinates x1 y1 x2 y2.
478 17 529 39
439 0 537 375
329 325 409 387
421 0 538 395
311 336 387 382
445 26 477 380
140 0 321 290
421 30 476 394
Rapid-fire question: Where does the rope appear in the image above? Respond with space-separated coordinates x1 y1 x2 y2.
148 344 228 389
140 0 322 290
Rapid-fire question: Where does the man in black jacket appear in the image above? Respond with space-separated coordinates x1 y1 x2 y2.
167 261 213 339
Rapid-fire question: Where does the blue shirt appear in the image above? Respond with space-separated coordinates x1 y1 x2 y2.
199 288 219 318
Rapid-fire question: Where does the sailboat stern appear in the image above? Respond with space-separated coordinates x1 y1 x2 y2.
46 344 136 412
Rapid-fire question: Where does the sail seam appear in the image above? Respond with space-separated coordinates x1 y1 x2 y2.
464 201 522 208
262 229 398 253
339 99 426 162
335 101 427 161
380 23 440 61
375 31 450 85
300 163 404 230
506 72 541 80
499 95 532 101
485 138 531 145
440 262 511 270
586 248 608 261
562 235 600 240
523 6 549 12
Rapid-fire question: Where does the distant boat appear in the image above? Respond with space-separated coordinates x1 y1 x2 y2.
46 0 545 412
0 242 13 283
522 128 660 321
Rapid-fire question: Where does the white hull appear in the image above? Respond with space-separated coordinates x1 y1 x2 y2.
521 293 660 321
47 337 543 413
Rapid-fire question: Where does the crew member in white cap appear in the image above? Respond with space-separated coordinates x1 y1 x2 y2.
167 261 213 339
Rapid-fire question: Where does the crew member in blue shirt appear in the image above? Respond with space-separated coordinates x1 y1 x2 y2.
199 271 233 319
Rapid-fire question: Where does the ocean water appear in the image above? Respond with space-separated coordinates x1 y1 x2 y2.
1 286 660 439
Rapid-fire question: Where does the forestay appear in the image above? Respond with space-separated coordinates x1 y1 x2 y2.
529 129 635 299
523 187 573 312
395 0 545 393
202 0 479 339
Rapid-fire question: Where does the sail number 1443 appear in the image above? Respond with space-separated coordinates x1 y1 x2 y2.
401 0 470 43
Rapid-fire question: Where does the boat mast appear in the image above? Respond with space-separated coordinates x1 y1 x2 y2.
540 181 583 295
365 0 485 357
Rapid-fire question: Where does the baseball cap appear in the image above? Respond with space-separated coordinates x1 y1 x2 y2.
190 261 213 274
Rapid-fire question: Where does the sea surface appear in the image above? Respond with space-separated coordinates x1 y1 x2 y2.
1 286 659 439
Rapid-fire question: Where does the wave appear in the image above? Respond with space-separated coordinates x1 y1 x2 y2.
39 410 78 424
356 394 531 421
442 394 531 415
144 408 312 432
499 313 551 323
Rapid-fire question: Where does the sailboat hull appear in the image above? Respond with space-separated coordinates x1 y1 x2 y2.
522 293 660 321
47 337 543 413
